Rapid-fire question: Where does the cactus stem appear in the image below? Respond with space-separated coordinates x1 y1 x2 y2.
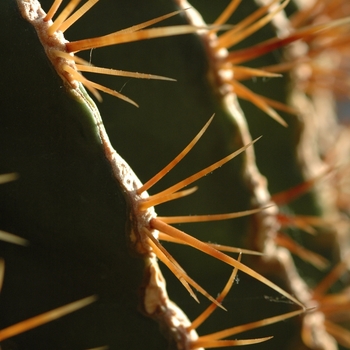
186 0 293 124
133 119 286 307
197 0 350 125
211 0 292 123
20 0 188 104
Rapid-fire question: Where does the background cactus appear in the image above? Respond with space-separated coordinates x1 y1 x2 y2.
1 0 349 349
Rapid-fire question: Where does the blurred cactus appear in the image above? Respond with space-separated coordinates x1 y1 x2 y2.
1 0 350 349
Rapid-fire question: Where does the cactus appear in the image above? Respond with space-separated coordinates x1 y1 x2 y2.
1 0 350 349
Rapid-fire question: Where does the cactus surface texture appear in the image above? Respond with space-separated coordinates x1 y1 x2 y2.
1 0 350 349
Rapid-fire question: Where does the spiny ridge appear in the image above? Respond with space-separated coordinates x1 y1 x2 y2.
151 217 304 308
142 138 260 206
43 2 192 104
145 228 226 309
137 115 214 195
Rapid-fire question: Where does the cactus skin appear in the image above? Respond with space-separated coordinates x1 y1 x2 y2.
0 2 168 349
1 0 349 349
